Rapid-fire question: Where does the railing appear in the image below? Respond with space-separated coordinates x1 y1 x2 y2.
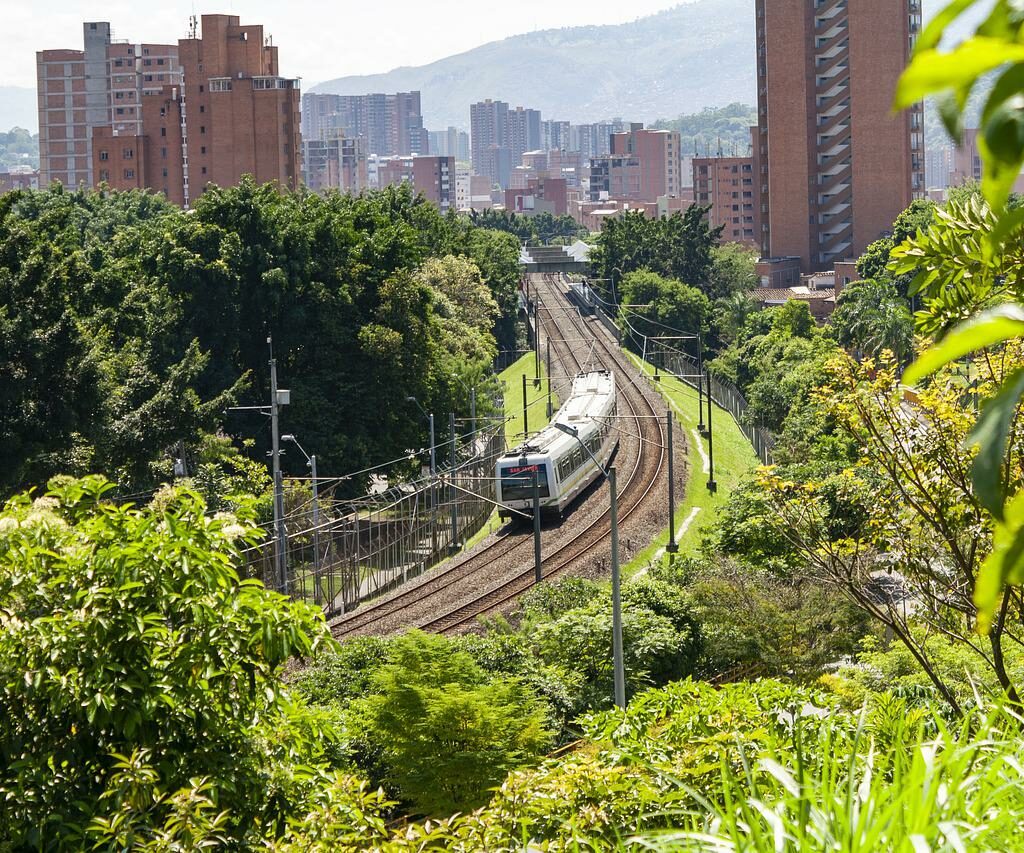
244 427 506 618
604 302 775 467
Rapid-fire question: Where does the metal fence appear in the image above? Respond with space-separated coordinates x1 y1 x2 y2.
606 305 775 466
244 427 506 618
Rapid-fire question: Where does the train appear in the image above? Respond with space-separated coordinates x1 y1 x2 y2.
567 279 599 315
496 370 617 519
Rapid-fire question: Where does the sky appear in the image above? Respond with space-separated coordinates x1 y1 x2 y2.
1 0 689 89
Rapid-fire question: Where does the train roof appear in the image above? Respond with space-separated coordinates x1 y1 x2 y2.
501 370 615 461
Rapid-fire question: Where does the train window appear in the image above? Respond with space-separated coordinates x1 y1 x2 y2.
499 464 550 501
558 457 572 481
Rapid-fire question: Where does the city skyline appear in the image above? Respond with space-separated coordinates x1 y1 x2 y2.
1 0 692 90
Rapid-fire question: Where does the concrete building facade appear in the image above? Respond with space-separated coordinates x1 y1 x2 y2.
755 0 925 272
301 91 427 156
470 99 509 186
302 135 368 193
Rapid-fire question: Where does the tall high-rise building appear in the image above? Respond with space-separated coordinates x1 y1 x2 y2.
37 22 181 188
755 0 924 272
428 126 470 161
38 15 300 205
470 99 509 186
176 15 301 205
507 106 542 166
302 92 426 156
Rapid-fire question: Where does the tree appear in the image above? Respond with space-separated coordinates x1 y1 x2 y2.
617 270 711 355
832 278 914 364
0 476 334 845
591 207 722 302
705 242 759 300
354 631 551 815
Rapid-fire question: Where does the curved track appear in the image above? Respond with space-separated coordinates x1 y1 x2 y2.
330 273 681 639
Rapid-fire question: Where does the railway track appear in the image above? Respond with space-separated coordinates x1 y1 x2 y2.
329 273 682 639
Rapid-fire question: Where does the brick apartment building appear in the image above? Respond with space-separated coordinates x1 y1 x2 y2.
38 15 301 205
755 0 925 273
37 22 181 188
505 177 568 217
692 127 759 245
376 155 455 212
588 127 681 204
301 91 427 156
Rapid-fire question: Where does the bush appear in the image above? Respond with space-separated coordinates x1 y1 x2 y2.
352 631 553 816
0 476 334 846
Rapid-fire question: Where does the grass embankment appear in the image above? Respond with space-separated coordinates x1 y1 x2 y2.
622 352 759 576
461 353 557 550
501 352 556 446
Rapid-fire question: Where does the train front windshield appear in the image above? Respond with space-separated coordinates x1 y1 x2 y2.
499 463 550 501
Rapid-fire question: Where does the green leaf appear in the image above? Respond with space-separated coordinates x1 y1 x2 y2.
975 492 1024 634
968 366 1024 519
915 0 980 54
903 304 1024 385
895 38 1024 109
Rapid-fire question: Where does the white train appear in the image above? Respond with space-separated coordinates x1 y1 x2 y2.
497 370 617 519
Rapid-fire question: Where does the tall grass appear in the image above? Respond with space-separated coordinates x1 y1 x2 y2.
636 701 1024 851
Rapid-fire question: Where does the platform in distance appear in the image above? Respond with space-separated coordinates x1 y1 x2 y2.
496 370 617 519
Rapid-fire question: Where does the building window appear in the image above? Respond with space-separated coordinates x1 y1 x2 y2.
162 168 168 177
157 58 165 65
201 166 207 175
200 146 206 154
160 127 166 137
124 169 134 179
200 126 205 135
123 148 134 159
116 108 124 115
199 85 204 93
99 169 109 182
145 75 153 82
161 147 167 158
99 150 108 161
199 105 205 113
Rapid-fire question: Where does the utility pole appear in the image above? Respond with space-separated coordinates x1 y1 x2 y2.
310 453 320 574
610 466 625 709
666 411 677 553
522 373 529 438
470 386 477 438
696 330 706 435
533 471 542 583
706 369 717 493
552 422 625 709
269 338 288 594
546 339 553 418
449 412 459 552
534 296 541 386
428 413 436 475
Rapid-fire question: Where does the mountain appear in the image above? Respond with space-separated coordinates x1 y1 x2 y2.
310 0 985 132
0 87 38 133
312 0 754 129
